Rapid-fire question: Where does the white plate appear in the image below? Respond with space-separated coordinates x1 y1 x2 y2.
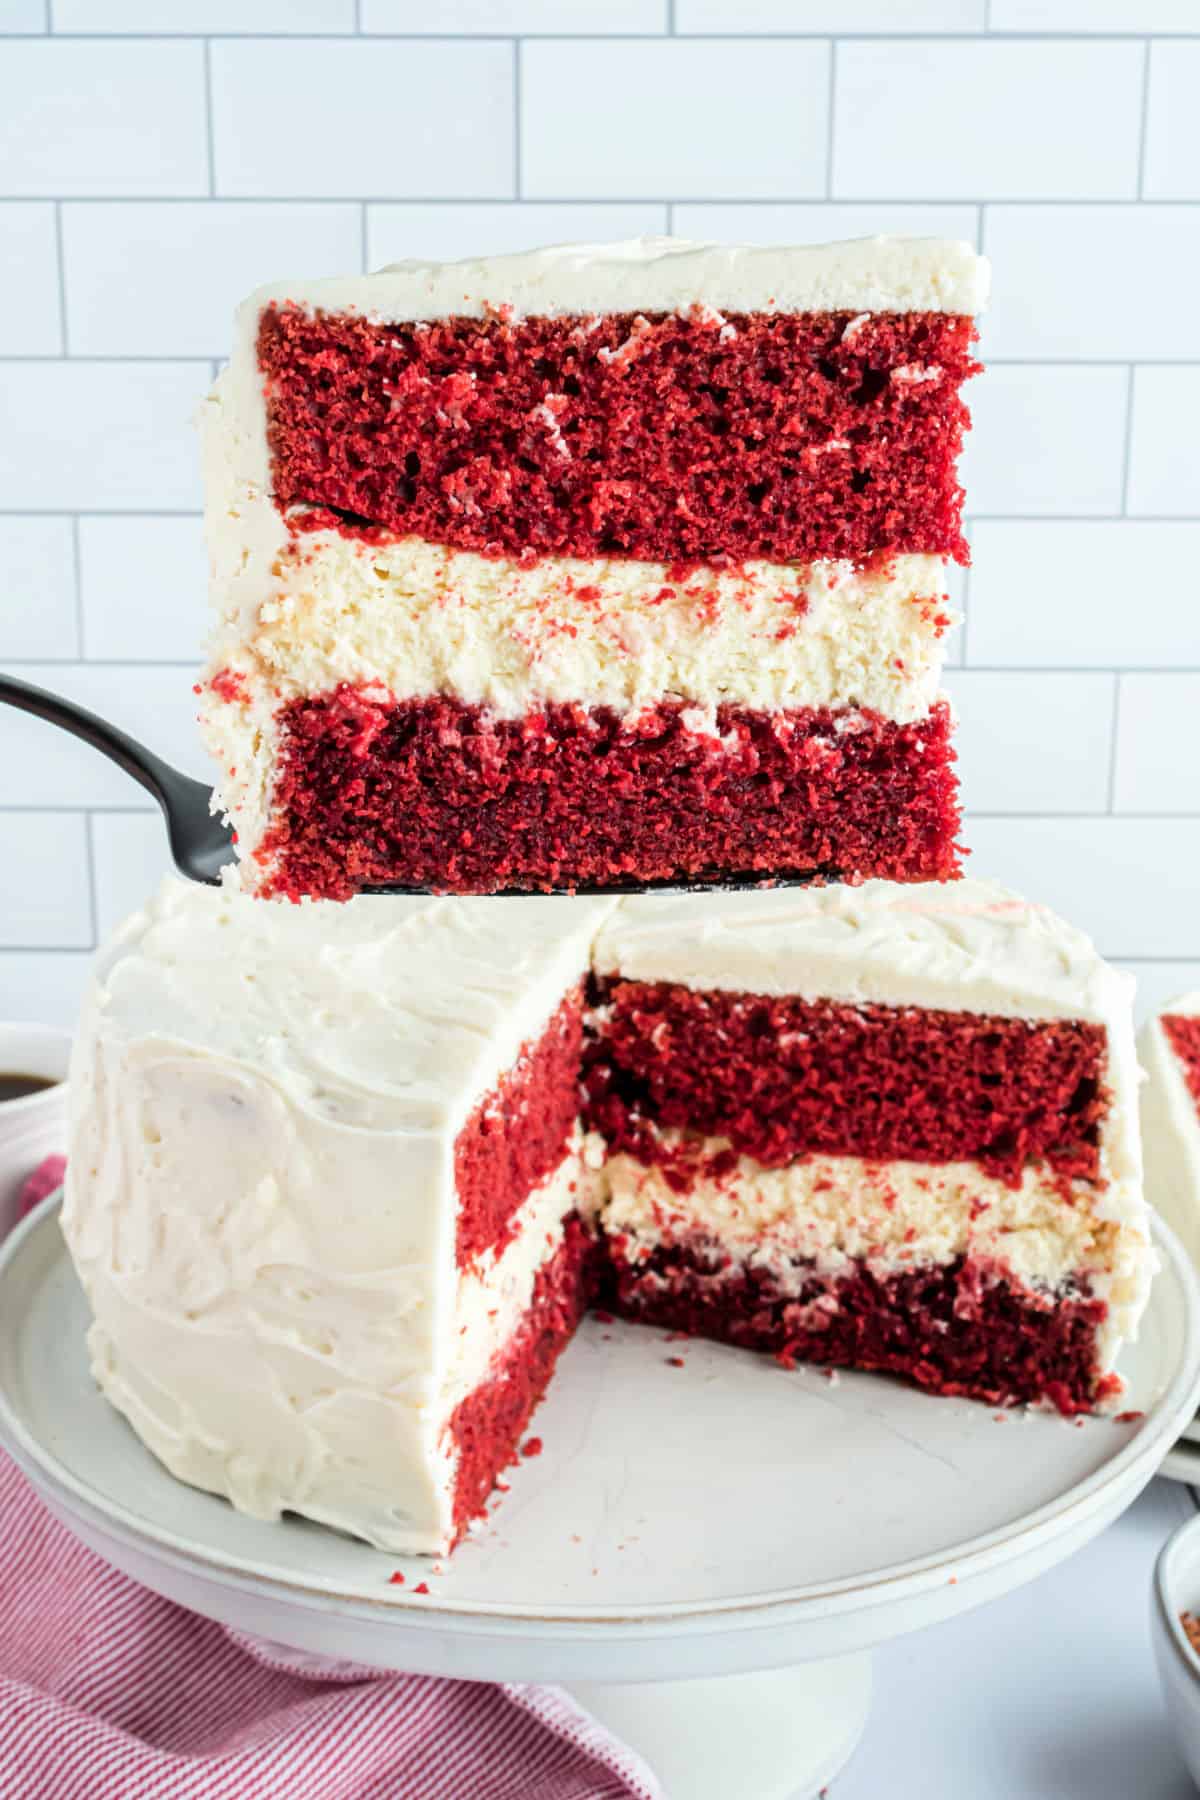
2 1197 1199 1683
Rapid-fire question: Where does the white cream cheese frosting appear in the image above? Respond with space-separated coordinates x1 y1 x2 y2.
593 880 1135 1024
1140 997 1200 1271
63 875 1151 1554
237 234 990 343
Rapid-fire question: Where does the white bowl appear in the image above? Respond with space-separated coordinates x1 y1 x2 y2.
1152 1510 1200 1782
0 1023 70 1241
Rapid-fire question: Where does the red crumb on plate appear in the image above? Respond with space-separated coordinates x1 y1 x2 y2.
521 1437 544 1458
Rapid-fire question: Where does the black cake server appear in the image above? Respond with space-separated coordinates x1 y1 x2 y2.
1 672 233 886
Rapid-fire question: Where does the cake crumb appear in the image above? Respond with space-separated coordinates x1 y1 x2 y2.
521 1436 544 1458
388 1571 405 1585
1182 1612 1200 1657
667 1356 685 1368
1115 1410 1144 1424
593 1309 614 1324
413 1581 430 1596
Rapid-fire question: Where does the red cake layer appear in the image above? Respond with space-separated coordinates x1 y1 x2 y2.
259 304 978 565
584 983 1108 1184
454 984 585 1271
446 1215 594 1544
257 691 961 899
600 1238 1110 1414
1164 1015 1200 1111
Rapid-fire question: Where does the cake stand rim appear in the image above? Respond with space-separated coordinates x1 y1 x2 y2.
2 1194 1198 1650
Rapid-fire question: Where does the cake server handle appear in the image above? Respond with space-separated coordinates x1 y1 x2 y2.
0 672 232 886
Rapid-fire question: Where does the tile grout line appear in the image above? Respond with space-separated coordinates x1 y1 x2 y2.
0 950 94 960
825 39 836 199
69 513 84 658
513 39 522 200
10 509 1200 523
1120 364 1136 514
83 810 98 951
3 197 1200 209
4 663 1199 674
202 38 217 198
6 803 1200 825
21 29 1200 40
9 357 1200 373
1136 36 1152 200
1107 673 1123 813
52 201 68 355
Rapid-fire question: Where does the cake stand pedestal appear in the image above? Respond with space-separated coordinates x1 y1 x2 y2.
0 1199 1196 1800
568 1659 871 1800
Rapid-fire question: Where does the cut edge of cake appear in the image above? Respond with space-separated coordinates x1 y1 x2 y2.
589 883 1152 1398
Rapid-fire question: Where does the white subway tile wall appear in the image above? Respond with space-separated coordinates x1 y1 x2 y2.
0 6 1196 1032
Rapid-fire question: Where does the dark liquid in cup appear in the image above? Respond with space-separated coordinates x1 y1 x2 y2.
0 1073 58 1104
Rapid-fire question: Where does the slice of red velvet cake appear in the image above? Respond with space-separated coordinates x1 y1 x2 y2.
587 881 1153 1415
197 235 988 898
1140 997 1200 1270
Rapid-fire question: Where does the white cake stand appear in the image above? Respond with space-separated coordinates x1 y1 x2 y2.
2 1198 1198 1800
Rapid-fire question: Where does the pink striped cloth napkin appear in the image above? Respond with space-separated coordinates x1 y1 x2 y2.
2 1162 663 1800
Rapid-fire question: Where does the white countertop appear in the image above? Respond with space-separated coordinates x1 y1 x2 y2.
836 1477 1197 1798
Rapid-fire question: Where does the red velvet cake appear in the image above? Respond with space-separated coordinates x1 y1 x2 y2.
1140 995 1200 1272
197 235 987 897
64 877 1154 1558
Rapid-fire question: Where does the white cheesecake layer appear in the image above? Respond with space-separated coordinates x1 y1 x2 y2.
602 1131 1152 1370
207 533 952 725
